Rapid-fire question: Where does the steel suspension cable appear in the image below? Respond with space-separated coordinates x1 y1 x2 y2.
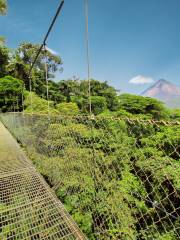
28 75 33 115
28 0 64 114
28 0 64 77
43 44 50 117
84 0 92 116
21 83 24 114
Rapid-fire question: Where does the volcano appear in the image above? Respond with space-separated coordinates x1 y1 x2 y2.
141 79 180 108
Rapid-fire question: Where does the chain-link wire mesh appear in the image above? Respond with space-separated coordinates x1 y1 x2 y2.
0 116 86 240
1 113 180 240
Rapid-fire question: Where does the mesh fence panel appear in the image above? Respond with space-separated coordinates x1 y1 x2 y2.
0 115 86 240
1 113 180 240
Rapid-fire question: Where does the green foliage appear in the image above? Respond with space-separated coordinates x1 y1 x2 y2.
169 108 180 121
9 113 178 239
118 94 169 119
82 96 107 115
0 46 9 77
56 102 79 115
24 92 58 114
1 42 178 119
0 40 179 119
57 79 118 114
58 79 80 102
0 36 5 45
48 80 66 103
0 75 23 93
7 42 62 92
99 109 134 118
90 96 107 115
0 0 7 47
1 112 179 239
0 75 23 111
87 79 118 111
0 0 7 15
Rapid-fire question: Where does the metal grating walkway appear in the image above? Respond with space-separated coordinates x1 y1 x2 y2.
0 121 85 240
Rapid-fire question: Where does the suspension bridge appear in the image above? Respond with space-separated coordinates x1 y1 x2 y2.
0 0 180 239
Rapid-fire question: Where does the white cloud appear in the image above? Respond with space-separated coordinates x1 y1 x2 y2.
129 75 154 84
45 46 59 56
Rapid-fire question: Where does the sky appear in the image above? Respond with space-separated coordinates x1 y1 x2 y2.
1 0 180 94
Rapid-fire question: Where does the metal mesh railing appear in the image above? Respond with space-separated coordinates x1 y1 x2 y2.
0 116 86 240
1 113 180 239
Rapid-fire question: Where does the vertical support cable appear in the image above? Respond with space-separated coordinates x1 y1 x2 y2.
13 97 15 113
16 96 18 111
22 84 24 114
84 0 92 116
43 44 50 117
29 75 33 115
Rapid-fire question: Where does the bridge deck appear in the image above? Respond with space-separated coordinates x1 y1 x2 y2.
0 122 85 240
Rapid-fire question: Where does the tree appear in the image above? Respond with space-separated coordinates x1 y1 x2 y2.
0 0 7 45
82 96 107 115
0 0 7 15
0 46 9 77
58 79 80 102
80 79 118 110
57 79 118 112
8 42 63 93
0 75 23 112
0 36 5 45
47 80 66 104
118 94 168 119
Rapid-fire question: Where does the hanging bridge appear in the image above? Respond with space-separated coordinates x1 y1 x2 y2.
0 0 180 239
0 113 179 239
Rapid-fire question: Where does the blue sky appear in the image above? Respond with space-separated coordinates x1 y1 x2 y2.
1 0 180 94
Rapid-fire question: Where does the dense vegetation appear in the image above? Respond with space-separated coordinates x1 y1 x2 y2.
1 113 179 240
1 42 180 120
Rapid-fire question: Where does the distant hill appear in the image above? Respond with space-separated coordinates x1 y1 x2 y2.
141 79 180 108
